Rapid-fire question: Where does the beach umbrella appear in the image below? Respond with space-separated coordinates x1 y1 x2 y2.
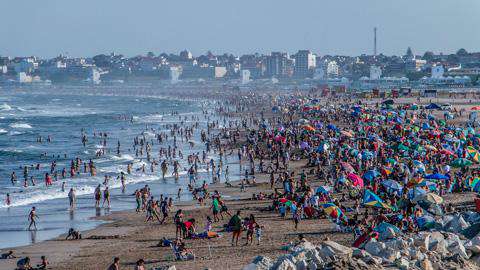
382 179 403 191
422 123 431 130
340 162 355 173
316 186 332 194
439 149 455 156
279 198 289 203
303 125 315 132
467 146 480 163
412 192 444 204
327 124 337 130
382 99 395 105
451 158 473 168
348 173 364 188
363 189 392 209
386 158 397 165
300 141 310 150
361 150 374 160
363 169 380 181
323 205 344 220
341 130 354 138
413 160 426 173
424 145 438 151
298 119 309 125
424 173 449 180
408 187 427 199
381 166 394 176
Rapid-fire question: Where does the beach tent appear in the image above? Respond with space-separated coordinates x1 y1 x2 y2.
416 215 436 230
382 99 395 105
424 173 449 180
348 173 364 188
451 158 473 168
425 103 441 110
363 189 392 209
412 192 444 204
363 170 380 181
316 186 332 194
340 162 355 173
374 222 401 234
467 146 480 163
382 179 403 191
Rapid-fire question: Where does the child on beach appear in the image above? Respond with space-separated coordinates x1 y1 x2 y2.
255 224 263 245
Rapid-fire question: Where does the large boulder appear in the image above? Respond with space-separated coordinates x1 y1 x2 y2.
447 239 469 259
271 255 296 270
414 233 431 249
295 260 308 270
243 256 273 270
364 239 385 256
321 240 352 257
465 235 480 254
395 257 410 270
289 240 316 253
379 247 400 263
419 258 434 270
444 215 470 233
352 248 370 259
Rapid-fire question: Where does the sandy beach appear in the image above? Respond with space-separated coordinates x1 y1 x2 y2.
2 94 480 270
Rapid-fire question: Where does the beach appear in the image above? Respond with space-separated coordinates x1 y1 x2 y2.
2 91 480 269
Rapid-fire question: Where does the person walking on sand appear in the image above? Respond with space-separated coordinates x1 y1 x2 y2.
68 188 76 209
28 206 38 230
230 210 242 246
107 257 120 270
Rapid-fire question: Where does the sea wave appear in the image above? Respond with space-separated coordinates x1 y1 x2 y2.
9 123 33 129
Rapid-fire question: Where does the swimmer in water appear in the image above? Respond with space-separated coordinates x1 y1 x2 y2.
5 193 11 206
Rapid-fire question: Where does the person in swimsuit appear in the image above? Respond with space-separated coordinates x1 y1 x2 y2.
103 187 110 208
94 184 101 207
28 207 38 230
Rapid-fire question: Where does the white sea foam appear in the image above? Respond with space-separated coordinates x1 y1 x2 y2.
8 131 24 136
0 185 95 209
0 103 12 111
0 128 7 134
9 123 32 129
110 154 135 161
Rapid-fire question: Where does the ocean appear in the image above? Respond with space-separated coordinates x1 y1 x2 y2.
0 89 235 249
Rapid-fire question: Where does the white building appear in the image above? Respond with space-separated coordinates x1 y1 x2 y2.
326 61 339 77
0 65 7 74
241 69 251 84
370 65 382 80
17 72 32 83
91 68 101 84
170 66 181 83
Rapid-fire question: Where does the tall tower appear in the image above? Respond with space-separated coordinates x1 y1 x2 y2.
374 27 377 56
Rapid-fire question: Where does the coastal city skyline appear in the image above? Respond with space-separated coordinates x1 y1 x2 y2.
2 0 479 57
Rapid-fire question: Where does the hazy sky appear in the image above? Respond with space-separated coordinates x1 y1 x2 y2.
1 0 479 58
